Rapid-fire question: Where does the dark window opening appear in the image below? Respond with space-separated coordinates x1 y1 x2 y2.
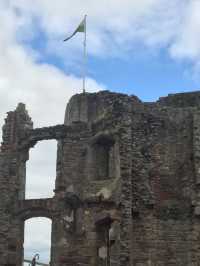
94 143 110 179
91 136 116 180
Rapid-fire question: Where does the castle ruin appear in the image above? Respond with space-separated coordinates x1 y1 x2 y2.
1 90 200 266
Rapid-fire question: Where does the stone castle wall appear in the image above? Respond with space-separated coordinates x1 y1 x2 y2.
0 90 200 266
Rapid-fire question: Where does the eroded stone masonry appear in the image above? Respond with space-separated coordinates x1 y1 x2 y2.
1 90 200 266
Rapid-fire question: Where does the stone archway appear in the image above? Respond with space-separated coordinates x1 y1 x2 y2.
13 198 59 266
15 198 57 221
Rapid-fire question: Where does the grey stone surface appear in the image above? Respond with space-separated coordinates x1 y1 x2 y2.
1 90 200 265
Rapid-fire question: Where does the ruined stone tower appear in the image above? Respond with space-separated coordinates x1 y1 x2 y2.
1 90 200 266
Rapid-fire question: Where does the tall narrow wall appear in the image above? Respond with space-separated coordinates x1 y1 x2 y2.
0 103 33 266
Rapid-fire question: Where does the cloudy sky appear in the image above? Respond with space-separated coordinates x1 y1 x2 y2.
1 0 200 264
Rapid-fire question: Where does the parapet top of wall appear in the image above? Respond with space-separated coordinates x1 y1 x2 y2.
157 91 200 108
64 90 200 127
64 90 142 125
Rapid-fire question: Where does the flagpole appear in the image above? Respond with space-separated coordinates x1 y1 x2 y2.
83 15 87 93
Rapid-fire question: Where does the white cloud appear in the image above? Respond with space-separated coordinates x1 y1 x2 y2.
8 0 200 64
170 0 200 60
2 1 200 68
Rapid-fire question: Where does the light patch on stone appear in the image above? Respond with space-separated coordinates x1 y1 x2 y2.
97 187 111 199
63 212 74 222
109 227 115 241
194 206 200 216
66 184 74 193
59 237 69 247
98 246 107 259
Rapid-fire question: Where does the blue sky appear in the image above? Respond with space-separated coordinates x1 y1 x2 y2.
18 2 200 103
1 0 200 264
24 31 199 104
87 50 198 100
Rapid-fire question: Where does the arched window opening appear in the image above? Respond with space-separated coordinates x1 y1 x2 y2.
23 218 52 266
26 140 57 199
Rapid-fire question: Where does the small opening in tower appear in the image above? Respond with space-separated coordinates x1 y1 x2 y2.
26 140 57 199
91 136 116 180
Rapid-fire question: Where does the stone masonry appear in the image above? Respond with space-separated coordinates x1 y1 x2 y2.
1 90 200 265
